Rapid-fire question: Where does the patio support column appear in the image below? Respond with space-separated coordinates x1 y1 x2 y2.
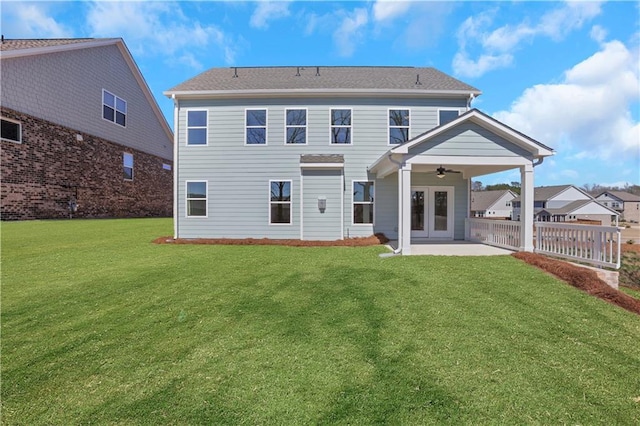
400 165 412 255
520 163 534 252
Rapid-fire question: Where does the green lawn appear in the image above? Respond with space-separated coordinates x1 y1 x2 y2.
2 218 640 425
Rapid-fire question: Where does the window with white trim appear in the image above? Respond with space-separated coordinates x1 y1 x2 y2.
187 110 207 145
285 109 306 144
123 152 133 180
330 109 351 144
1 117 21 143
270 180 291 224
389 109 410 144
103 90 127 127
246 109 267 145
353 181 374 224
438 109 459 126
186 181 207 217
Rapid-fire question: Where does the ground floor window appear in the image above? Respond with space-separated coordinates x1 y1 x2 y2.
186 181 207 217
270 180 291 224
353 181 374 224
123 152 134 180
1 117 21 143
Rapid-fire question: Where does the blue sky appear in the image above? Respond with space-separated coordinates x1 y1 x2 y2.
2 0 639 187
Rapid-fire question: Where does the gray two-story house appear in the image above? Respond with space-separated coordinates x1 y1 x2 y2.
165 66 554 254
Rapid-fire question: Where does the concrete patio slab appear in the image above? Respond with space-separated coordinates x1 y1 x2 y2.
385 240 515 256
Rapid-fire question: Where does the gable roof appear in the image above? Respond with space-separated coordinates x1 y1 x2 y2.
597 190 640 202
536 199 619 216
513 185 593 203
392 108 554 157
1 38 172 142
471 190 516 211
164 66 481 98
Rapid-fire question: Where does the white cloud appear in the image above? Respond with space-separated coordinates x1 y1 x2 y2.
372 1 411 22
250 1 291 29
333 8 369 57
454 2 603 78
86 1 236 67
590 25 607 43
1 3 73 38
493 40 640 163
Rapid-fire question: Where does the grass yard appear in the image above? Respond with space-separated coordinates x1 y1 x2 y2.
2 218 640 424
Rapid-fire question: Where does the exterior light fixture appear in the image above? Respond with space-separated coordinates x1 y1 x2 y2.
437 166 446 179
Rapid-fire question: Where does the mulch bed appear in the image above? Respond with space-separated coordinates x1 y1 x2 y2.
153 233 389 247
512 251 640 316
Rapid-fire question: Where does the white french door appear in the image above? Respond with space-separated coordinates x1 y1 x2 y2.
410 186 454 239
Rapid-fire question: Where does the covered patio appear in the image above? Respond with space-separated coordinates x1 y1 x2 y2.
369 109 555 256
385 240 514 256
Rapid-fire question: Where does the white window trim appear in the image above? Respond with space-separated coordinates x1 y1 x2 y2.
186 109 208 146
1 116 22 144
284 108 308 145
329 107 353 145
436 108 463 126
102 89 127 128
269 179 292 226
245 108 268 146
185 180 208 218
351 180 375 226
387 108 411 146
123 152 134 181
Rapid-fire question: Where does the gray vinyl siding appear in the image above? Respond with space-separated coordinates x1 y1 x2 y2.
176 96 468 239
408 122 532 158
1 45 172 160
302 169 342 240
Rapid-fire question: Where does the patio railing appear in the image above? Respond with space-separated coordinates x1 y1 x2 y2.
467 218 521 250
467 218 622 269
535 222 621 269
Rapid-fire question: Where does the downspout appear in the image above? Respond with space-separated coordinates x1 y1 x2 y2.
467 93 475 111
172 94 179 239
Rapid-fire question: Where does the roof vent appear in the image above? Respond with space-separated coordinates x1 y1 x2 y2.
296 67 301 77
232 67 238 78
316 66 320 76
415 74 422 85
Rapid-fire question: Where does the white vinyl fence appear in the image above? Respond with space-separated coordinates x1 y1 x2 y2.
467 219 621 269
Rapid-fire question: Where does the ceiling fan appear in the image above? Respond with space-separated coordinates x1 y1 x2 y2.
435 165 461 179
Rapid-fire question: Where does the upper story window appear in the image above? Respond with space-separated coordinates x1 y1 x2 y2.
389 109 410 145
270 180 292 224
330 109 351 144
186 181 207 217
246 109 267 145
285 109 307 144
1 117 21 143
187 110 207 145
438 109 460 126
353 181 374 224
103 90 127 127
123 152 134 180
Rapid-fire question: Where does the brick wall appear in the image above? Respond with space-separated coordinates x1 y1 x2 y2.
1 107 173 220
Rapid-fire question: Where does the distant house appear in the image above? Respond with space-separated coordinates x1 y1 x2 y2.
512 185 618 226
1 38 173 220
595 190 640 223
470 190 517 219
165 66 555 253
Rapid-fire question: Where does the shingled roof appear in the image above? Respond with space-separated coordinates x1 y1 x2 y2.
0 38 106 51
166 66 481 95
471 190 516 211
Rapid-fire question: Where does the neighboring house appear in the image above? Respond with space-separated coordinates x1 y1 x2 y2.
470 190 517 219
595 190 640 223
1 38 173 220
512 185 618 226
165 66 554 254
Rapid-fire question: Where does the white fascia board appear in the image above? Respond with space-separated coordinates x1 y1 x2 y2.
0 38 120 59
163 88 481 100
299 163 344 169
406 155 532 167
